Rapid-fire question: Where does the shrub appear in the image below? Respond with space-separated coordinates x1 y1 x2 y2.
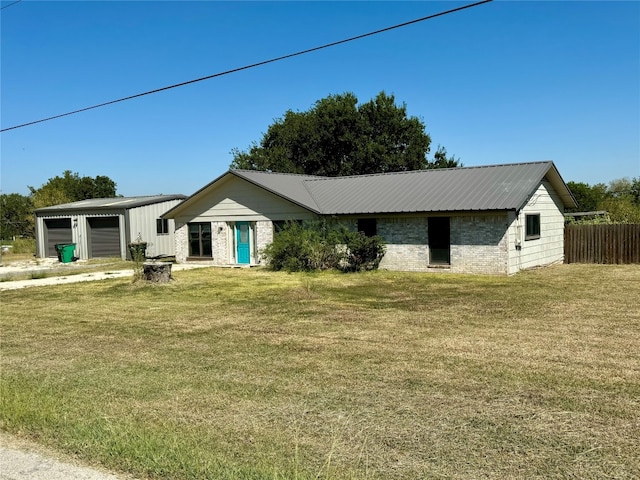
6 238 35 254
262 220 385 272
342 230 386 272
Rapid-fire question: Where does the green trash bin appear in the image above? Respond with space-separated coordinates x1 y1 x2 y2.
55 243 76 263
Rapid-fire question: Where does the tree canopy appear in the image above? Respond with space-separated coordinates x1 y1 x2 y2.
29 170 117 209
230 92 460 176
0 193 34 239
1 171 118 239
567 177 640 224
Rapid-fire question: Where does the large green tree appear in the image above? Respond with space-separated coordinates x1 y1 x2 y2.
29 170 117 209
566 181 608 212
0 193 34 239
230 92 460 176
0 172 118 239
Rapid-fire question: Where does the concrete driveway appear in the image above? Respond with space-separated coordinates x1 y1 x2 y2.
0 258 214 291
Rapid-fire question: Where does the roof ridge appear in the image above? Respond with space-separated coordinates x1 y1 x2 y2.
232 169 326 179
300 161 554 182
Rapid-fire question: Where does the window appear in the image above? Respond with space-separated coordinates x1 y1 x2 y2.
357 218 377 237
525 214 540 240
188 223 212 257
156 218 169 235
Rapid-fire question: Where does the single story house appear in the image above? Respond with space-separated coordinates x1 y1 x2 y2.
35 195 186 260
162 161 577 275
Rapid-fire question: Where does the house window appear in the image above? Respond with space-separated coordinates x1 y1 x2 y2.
188 223 212 257
525 214 541 240
357 218 377 237
156 218 169 235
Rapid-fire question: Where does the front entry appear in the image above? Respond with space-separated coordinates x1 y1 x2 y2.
428 217 451 265
235 222 251 264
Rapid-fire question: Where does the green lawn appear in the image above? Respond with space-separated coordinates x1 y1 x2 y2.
1 265 638 479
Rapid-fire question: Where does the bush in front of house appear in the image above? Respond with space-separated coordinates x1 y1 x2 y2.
342 229 386 272
262 220 385 272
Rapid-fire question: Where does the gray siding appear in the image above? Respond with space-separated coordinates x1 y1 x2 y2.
127 199 184 258
35 199 183 260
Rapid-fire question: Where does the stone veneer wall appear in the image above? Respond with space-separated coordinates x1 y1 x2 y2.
255 221 273 264
174 222 188 263
211 221 229 264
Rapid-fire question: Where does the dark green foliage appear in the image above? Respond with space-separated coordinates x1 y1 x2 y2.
1 171 118 239
0 193 34 239
231 92 460 176
567 181 608 212
29 170 118 209
567 177 640 224
262 220 385 272
341 230 386 272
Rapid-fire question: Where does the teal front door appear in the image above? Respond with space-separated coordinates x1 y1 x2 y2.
236 222 250 264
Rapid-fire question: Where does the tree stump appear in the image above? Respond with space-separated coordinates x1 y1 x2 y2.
142 262 172 283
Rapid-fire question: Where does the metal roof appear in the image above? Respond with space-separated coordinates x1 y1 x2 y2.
233 170 324 213
233 161 575 214
35 194 186 213
163 161 576 218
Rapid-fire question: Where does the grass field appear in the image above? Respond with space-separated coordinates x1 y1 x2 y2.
1 265 638 479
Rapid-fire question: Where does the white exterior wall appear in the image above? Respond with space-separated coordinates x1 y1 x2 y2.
255 221 274 264
127 199 184 258
172 176 313 265
507 181 566 274
175 175 316 223
169 176 567 274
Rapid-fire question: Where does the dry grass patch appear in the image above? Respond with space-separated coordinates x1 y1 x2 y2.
1 264 639 479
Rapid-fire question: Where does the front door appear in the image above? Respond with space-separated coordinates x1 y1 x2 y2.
236 222 250 264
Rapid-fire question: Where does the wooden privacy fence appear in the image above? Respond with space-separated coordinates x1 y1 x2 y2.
564 224 640 264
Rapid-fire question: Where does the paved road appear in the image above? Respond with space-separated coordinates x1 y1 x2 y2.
0 446 126 480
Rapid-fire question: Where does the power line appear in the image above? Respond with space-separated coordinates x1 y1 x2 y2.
0 0 22 11
1 0 493 133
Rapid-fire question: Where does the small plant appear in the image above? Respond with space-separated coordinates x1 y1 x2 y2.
128 234 147 282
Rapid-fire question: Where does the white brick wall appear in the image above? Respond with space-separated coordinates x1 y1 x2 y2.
370 214 509 274
174 222 188 263
211 221 229 264
255 221 273 264
173 211 554 275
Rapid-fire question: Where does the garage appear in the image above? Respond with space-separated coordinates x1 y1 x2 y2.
44 218 72 257
88 217 121 257
34 195 185 261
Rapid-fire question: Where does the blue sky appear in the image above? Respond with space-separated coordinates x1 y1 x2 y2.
1 0 638 197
